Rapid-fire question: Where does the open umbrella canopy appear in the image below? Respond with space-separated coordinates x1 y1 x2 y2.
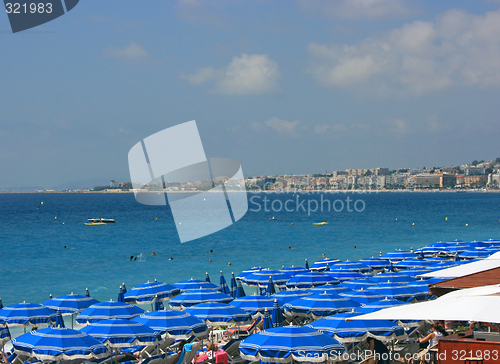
183 302 252 327
357 257 391 270
283 292 360 319
279 267 309 277
131 310 209 339
173 279 218 291
239 325 345 363
393 259 434 269
331 261 370 272
80 319 161 347
366 282 423 300
271 290 313 305
309 258 341 272
0 303 56 326
42 294 99 315
241 270 291 288
13 327 109 361
339 289 384 305
307 284 351 295
444 244 470 253
308 311 406 344
414 247 453 257
231 296 274 316
459 249 492 260
354 297 410 315
236 267 261 281
367 273 414 284
124 281 180 304
380 250 416 261
399 268 433 278
285 272 339 289
76 302 145 325
340 279 375 291
324 270 365 282
169 289 233 309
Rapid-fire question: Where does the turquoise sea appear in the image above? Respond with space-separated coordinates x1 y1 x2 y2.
1 192 500 307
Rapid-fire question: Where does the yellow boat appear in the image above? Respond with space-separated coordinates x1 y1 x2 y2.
84 222 107 225
313 222 328 225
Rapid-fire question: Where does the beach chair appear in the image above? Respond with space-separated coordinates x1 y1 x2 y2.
221 339 244 364
140 353 167 364
223 318 261 339
357 357 377 364
175 342 202 364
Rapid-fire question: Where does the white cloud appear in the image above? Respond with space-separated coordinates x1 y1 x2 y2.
105 42 150 60
313 124 330 134
307 9 500 95
265 117 299 137
181 54 280 95
297 0 412 19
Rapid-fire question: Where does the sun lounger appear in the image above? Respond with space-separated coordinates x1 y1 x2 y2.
223 318 261 339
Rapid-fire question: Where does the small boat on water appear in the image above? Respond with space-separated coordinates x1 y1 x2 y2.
87 218 115 223
313 222 328 225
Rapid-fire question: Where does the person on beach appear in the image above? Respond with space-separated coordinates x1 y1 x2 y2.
0 352 9 364
366 337 390 364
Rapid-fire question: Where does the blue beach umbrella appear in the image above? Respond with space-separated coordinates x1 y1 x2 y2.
308 311 406 344
205 272 211 283
324 270 365 282
183 302 252 327
380 250 415 261
239 325 345 363
43 294 99 315
340 279 375 291
231 296 274 317
286 272 338 289
124 281 180 304
76 301 145 325
459 249 492 260
279 266 309 277
354 297 410 315
236 267 260 281
307 284 351 295
54 310 65 328
169 289 233 309
309 258 341 272
428 241 454 248
262 309 272 330
339 289 384 305
358 257 391 270
242 270 291 288
0 323 11 346
414 247 453 257
271 290 313 306
0 303 56 326
219 271 230 295
271 299 284 328
332 261 370 272
399 268 433 278
12 327 109 361
393 259 433 269
235 282 246 298
80 319 161 348
173 279 218 291
132 310 209 339
444 245 470 253
230 273 237 298
117 286 125 303
368 273 414 284
266 277 276 296
367 282 422 300
284 292 360 319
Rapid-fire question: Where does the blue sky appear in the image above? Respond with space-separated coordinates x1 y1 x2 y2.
1 0 500 188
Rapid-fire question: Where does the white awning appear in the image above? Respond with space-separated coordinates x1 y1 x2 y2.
349 284 500 323
419 251 500 279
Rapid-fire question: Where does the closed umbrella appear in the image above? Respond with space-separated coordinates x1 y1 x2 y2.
117 286 125 303
308 311 406 344
76 301 145 325
132 310 209 339
124 281 179 304
239 325 345 363
205 272 211 283
0 323 11 346
80 319 162 348
305 259 309 270
0 303 55 327
169 289 233 309
235 282 246 298
230 273 237 298
54 310 65 328
183 302 252 327
262 308 272 330
266 276 276 296
271 299 284 328
12 327 109 362
219 271 230 295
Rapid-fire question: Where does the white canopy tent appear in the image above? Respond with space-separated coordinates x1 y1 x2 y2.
349 284 500 324
420 251 500 279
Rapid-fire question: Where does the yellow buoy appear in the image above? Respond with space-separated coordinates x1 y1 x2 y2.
466 223 469 226
41 202 44 205
55 217 57 220
155 218 158 220
396 218 398 221
412 223 415 226
445 217 448 221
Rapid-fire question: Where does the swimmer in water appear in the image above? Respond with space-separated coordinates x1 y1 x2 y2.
322 253 326 257
228 262 231 266
130 256 134 260
169 257 173 261
152 252 156 256
209 259 212 262
210 249 213 253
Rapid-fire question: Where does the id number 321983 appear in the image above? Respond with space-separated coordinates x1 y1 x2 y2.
5 3 53 13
